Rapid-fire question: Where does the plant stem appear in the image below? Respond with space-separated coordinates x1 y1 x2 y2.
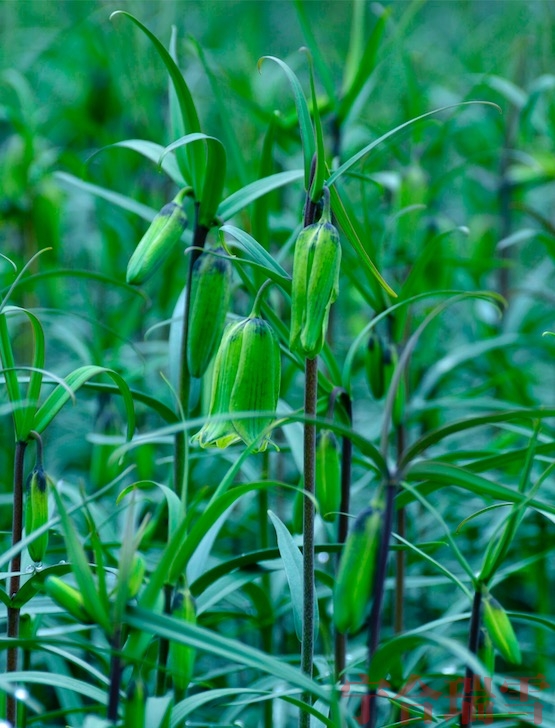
259 452 274 728
394 424 406 635
7 438 28 727
299 355 318 728
365 479 396 728
107 628 122 723
335 392 352 684
460 587 483 728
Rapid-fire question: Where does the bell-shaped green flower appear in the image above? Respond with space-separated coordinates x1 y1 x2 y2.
192 313 281 452
289 186 341 360
187 247 233 378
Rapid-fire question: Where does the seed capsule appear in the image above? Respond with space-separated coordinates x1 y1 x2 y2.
44 575 94 623
25 465 48 563
482 593 521 665
192 315 281 452
333 495 385 634
365 331 385 400
315 430 341 522
168 588 196 693
187 248 232 378
126 188 188 285
289 190 341 359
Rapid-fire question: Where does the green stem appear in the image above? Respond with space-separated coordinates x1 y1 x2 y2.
107 628 122 723
258 448 274 728
299 355 318 728
335 391 352 684
7 439 28 727
460 587 483 728
394 424 406 635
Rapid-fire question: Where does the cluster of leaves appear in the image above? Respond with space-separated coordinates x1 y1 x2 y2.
1 2 555 727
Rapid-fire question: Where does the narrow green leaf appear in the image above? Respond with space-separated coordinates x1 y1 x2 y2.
218 169 304 221
117 481 182 540
0 310 24 438
268 510 318 642
403 461 555 517
258 56 315 189
55 172 158 224
338 6 389 121
303 49 325 202
126 606 330 702
0 671 109 705
329 183 396 298
110 11 204 192
401 406 555 468
219 224 290 288
158 132 226 226
327 101 501 187
50 487 112 635
87 139 185 185
189 37 248 188
32 365 135 440
292 0 336 104
199 137 226 228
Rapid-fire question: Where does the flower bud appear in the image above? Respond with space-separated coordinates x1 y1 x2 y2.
126 188 188 285
365 331 385 400
482 592 521 665
290 191 341 359
333 493 385 634
315 430 341 522
187 248 232 378
25 465 48 563
168 587 196 693
192 315 281 453
44 576 94 624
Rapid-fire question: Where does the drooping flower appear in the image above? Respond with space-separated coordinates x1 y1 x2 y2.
192 314 281 452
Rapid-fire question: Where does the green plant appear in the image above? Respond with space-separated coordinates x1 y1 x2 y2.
1 2 555 727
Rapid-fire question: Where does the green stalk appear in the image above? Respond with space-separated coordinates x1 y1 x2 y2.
394 424 406 635
7 438 28 727
299 355 318 728
460 587 483 727
259 450 274 728
107 628 123 723
334 390 352 684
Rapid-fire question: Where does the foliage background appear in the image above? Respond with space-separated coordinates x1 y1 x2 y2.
1 1 555 726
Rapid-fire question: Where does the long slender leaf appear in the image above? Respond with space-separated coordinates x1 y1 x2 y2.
87 139 185 185
110 11 204 192
32 365 135 439
126 606 330 702
218 169 304 221
327 101 501 187
258 56 315 189
268 510 319 642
